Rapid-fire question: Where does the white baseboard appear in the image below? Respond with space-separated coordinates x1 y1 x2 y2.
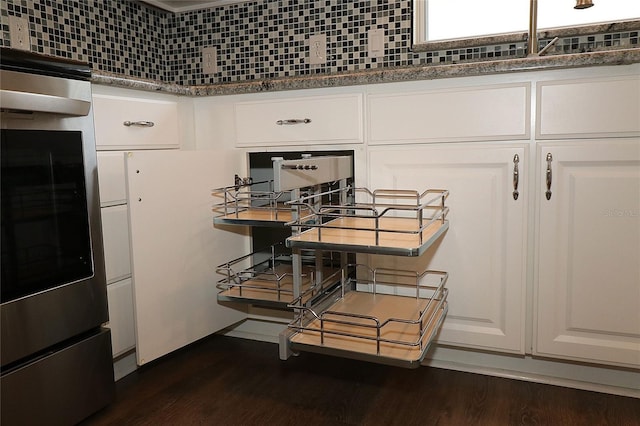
424 346 640 398
113 352 137 381
223 318 640 398
220 317 289 344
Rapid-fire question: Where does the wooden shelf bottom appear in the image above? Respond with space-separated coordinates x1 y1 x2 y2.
290 291 446 363
218 265 338 306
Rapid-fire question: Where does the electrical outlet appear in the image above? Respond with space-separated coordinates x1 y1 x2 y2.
9 16 31 51
202 46 217 75
308 33 326 65
368 28 384 58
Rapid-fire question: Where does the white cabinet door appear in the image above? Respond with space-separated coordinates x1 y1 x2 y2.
535 140 640 368
125 150 249 366
368 144 528 353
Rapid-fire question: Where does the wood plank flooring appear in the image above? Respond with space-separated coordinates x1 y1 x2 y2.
82 336 640 426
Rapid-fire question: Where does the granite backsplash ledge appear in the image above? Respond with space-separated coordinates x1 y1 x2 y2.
1 0 639 87
92 48 640 96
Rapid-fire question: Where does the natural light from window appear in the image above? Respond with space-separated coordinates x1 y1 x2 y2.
422 0 640 42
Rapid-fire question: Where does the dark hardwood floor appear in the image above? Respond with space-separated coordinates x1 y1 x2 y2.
82 336 639 426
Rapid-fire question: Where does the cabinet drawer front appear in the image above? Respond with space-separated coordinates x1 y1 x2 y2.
93 94 179 149
100 204 132 284
97 151 126 207
537 76 640 138
106 278 135 357
235 94 363 146
368 83 530 144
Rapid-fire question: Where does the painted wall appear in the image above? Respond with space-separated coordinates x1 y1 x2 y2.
1 0 637 85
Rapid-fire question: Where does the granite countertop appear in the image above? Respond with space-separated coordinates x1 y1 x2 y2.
92 48 640 97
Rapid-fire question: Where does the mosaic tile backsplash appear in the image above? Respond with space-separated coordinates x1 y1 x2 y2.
1 0 638 86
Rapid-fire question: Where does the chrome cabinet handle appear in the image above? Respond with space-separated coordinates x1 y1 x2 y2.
513 154 520 200
545 153 553 200
276 118 311 125
123 120 155 127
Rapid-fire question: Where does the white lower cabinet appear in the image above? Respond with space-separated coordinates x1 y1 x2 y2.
106 278 136 357
367 144 528 353
535 139 640 368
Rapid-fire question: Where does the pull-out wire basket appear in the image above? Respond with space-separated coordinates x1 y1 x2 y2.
286 187 449 256
212 179 310 227
286 265 448 368
216 242 342 308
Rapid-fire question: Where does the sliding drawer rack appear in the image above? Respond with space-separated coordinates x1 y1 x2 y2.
213 156 353 227
212 177 306 227
286 187 449 256
212 155 353 308
212 154 451 367
280 186 450 367
282 265 449 368
216 242 342 309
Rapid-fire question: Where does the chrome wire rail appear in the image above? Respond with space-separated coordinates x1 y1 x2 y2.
212 178 300 221
216 243 342 303
286 187 450 247
288 265 449 356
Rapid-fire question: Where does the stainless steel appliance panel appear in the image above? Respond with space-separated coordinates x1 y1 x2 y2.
1 47 113 424
0 88 108 366
0 328 114 426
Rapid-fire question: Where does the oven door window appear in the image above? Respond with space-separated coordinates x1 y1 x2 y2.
1 130 93 303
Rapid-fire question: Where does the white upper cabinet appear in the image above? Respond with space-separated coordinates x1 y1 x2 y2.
93 92 180 150
536 75 640 139
368 83 530 145
535 139 640 368
367 144 528 354
234 93 363 146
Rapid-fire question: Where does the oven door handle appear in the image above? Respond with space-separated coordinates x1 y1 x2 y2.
0 89 91 116
0 70 92 116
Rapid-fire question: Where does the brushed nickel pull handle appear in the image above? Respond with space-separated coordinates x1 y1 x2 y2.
123 120 155 127
276 118 311 125
513 154 520 200
545 153 553 200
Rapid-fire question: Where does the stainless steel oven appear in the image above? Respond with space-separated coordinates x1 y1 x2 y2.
1 48 114 425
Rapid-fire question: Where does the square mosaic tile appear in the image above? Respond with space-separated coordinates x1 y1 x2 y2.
0 0 637 86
